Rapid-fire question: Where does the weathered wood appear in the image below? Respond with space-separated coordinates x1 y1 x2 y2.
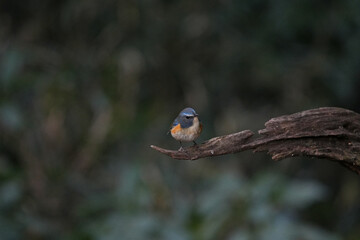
150 107 360 175
151 130 254 160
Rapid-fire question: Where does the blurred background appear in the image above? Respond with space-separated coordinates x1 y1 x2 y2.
0 0 360 239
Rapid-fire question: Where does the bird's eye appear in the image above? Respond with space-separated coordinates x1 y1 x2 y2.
185 116 191 119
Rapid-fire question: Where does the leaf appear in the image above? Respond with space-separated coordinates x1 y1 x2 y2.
280 180 327 208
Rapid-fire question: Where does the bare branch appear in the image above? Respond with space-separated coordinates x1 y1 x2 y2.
151 130 254 160
151 107 360 175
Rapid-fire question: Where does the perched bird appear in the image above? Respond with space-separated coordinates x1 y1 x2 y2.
170 107 202 149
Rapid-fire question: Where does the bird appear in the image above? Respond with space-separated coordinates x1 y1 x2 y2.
169 107 202 150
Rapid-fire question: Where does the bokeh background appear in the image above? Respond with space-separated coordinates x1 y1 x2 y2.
1 0 360 239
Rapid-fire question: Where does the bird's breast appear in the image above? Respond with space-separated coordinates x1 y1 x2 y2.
171 117 202 141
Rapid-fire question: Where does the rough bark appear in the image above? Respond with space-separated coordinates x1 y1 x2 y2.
150 107 360 175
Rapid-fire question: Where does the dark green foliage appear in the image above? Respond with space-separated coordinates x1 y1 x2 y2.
0 0 360 239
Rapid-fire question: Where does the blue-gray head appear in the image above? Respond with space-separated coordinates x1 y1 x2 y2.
179 107 198 117
173 107 199 128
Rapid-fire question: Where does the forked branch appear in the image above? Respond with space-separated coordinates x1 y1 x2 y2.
150 107 360 175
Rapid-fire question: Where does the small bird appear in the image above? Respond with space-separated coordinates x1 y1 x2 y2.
169 107 202 150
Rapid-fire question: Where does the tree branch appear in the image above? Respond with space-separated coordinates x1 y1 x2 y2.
150 107 360 175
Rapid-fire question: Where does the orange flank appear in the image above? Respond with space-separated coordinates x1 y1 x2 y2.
171 124 181 134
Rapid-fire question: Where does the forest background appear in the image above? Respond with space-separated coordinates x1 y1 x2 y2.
0 0 360 239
